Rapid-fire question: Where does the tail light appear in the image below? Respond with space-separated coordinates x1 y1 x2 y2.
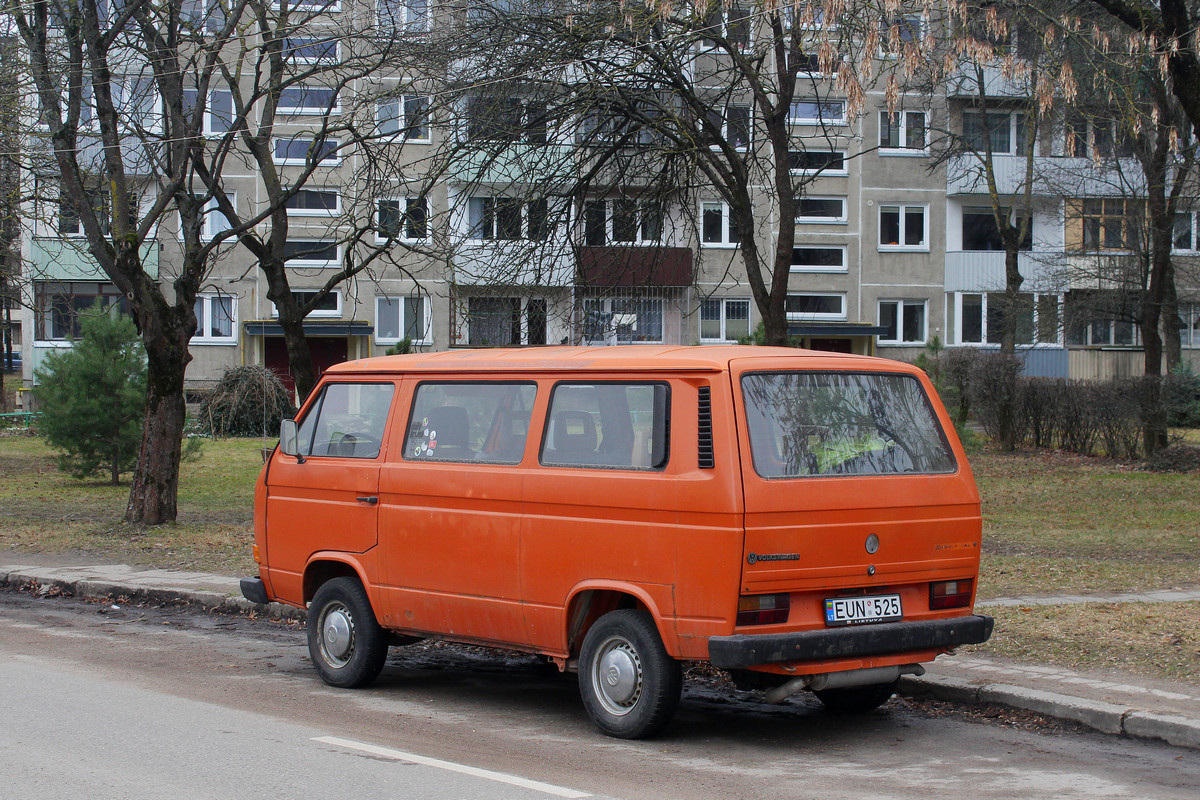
930 579 973 610
736 593 790 625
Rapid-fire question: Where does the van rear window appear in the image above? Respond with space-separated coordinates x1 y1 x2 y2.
741 371 955 478
540 383 669 470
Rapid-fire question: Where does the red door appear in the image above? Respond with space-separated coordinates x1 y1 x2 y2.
265 337 349 396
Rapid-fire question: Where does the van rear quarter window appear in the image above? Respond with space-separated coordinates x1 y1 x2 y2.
404 382 536 463
741 371 955 478
540 382 669 469
294 382 395 459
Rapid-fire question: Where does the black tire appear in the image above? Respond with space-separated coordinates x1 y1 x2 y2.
307 577 389 689
578 609 682 739
813 680 898 714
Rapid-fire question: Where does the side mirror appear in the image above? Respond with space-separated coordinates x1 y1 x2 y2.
280 419 301 459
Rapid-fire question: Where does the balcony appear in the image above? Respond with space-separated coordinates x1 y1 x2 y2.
944 250 1063 292
948 155 1149 197
576 246 693 288
30 238 159 281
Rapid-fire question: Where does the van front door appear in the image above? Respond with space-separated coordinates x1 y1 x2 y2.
264 381 396 603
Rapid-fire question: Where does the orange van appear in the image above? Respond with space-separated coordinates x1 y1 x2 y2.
242 345 992 738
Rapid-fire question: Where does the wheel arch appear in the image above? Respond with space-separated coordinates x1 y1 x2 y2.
303 554 372 605
565 582 675 658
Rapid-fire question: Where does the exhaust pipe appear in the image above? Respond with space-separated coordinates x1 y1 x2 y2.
764 663 925 704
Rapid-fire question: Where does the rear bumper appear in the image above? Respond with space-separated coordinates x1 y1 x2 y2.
708 614 994 670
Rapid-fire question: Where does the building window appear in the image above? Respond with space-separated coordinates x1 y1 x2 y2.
879 203 928 250
283 240 340 267
1178 303 1200 348
467 197 547 241
283 37 339 64
1063 291 1138 346
582 198 662 245
789 149 847 174
961 207 1032 251
700 4 752 51
704 104 752 149
795 196 847 223
193 294 237 344
35 282 129 342
286 189 340 217
278 86 338 116
962 110 1029 155
114 75 160 132
582 296 665 344
375 295 430 345
1172 211 1200 252
182 89 233 135
700 201 740 246
275 290 342 318
378 0 429 31
790 246 846 272
200 193 235 239
273 137 339 165
700 297 751 342
878 299 927 344
377 95 430 140
377 197 428 241
957 292 1060 346
790 100 846 125
1065 114 1133 159
880 14 922 54
785 293 845 321
1077 199 1142 252
466 96 548 144
880 110 927 151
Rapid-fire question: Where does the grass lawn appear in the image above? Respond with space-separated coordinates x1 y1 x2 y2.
1 432 1198 685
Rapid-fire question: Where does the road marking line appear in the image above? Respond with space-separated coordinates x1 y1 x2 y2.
312 735 591 799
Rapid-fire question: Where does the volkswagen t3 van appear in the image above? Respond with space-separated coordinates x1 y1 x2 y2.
242 345 993 738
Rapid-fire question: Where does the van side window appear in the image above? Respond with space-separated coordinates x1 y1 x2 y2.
404 382 536 463
295 382 395 459
741 371 956 478
540 383 669 470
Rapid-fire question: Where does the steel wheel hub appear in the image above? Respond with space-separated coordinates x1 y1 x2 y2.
593 637 643 715
322 606 354 663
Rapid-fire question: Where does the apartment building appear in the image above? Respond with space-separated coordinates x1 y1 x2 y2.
14 2 1200 396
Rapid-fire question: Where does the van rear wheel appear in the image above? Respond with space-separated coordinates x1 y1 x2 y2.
813 680 897 714
307 577 388 689
578 609 681 739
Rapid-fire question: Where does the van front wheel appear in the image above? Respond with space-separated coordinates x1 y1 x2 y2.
307 577 388 689
579 610 681 739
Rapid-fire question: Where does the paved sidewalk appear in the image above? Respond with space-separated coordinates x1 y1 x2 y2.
2 561 1198 750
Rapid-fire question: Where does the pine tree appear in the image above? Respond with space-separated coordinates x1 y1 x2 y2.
34 312 147 484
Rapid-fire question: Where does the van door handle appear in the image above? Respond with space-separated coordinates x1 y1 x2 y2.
356 496 379 505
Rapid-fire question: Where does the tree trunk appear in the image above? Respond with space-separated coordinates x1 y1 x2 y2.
125 351 187 524
260 256 317 402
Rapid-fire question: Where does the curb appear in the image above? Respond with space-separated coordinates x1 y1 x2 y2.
899 675 1200 751
0 568 307 622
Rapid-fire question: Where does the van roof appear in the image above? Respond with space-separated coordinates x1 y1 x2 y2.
325 345 917 375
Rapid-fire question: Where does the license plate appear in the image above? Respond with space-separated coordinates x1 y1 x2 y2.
825 594 903 626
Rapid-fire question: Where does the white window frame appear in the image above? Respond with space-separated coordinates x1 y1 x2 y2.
192 192 235 240
378 0 431 32
785 293 846 322
582 198 663 245
277 85 339 116
789 99 846 125
272 137 340 166
789 149 848 176
375 294 432 346
1172 210 1200 253
699 297 752 342
878 203 930 251
273 290 342 319
962 110 1029 156
697 3 753 52
795 196 847 223
192 293 238 345
877 299 928 345
283 240 341 268
879 110 928 154
1180 302 1200 348
955 292 1063 347
700 200 740 247
790 245 848 273
114 74 162 134
376 197 429 243
286 188 341 217
376 94 431 141
582 296 666 344
465 196 546 242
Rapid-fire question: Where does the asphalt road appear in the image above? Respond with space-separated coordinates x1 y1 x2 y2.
3 589 1199 800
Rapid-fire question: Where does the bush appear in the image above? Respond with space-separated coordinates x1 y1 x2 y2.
967 352 1024 449
33 311 146 484
1142 444 1200 473
199 365 296 438
1164 363 1200 427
